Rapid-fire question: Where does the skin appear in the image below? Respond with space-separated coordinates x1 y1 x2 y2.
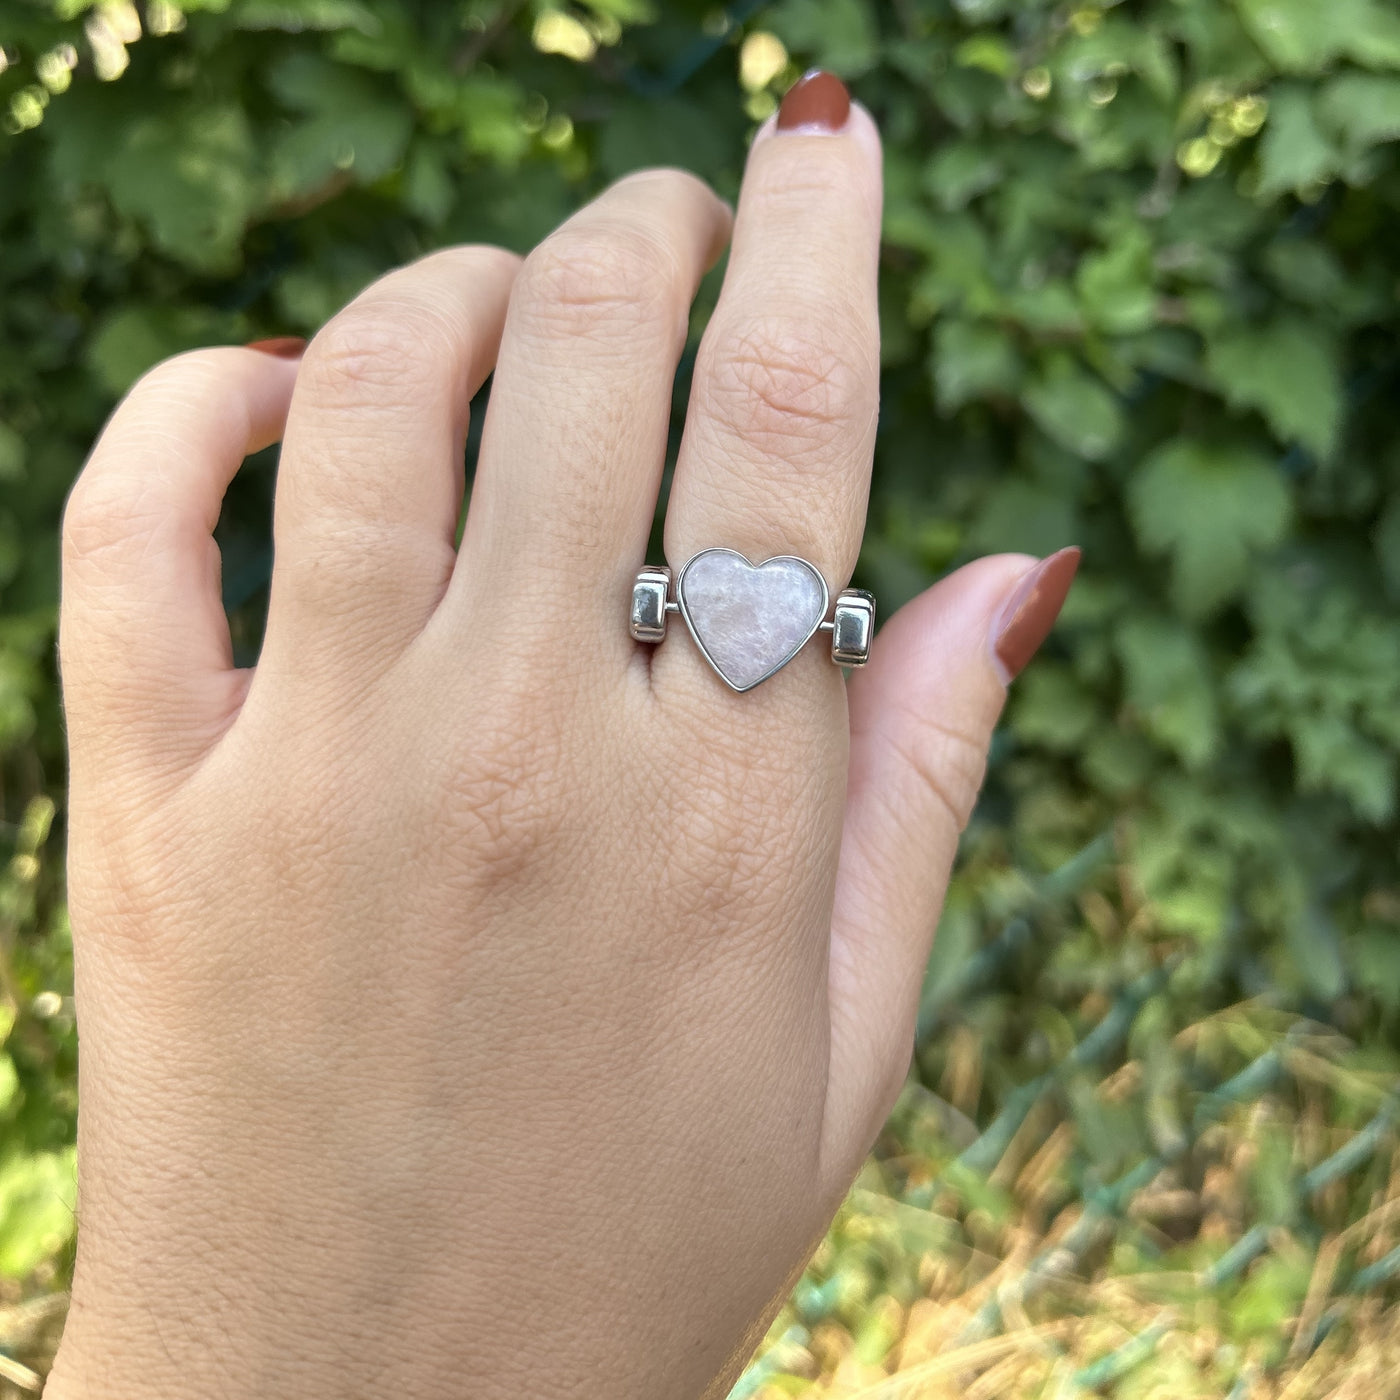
48 105 1052 1400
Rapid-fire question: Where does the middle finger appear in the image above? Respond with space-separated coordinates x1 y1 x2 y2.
662 72 884 684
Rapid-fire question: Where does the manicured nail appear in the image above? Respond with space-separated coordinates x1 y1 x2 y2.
244 336 306 358
777 69 851 132
991 547 1081 684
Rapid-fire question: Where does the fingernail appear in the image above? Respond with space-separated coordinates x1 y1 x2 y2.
244 336 306 358
777 69 851 133
991 547 1081 684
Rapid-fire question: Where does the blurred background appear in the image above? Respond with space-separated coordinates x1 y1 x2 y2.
2 0 1400 1394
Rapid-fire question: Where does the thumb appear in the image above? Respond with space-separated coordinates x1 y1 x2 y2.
820 547 1081 1182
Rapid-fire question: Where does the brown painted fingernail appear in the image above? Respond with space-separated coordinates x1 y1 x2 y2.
777 69 851 132
244 336 306 358
991 547 1081 684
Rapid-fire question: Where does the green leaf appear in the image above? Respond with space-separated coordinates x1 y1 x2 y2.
1205 317 1343 458
1350 924 1400 1013
1234 0 1400 72
580 0 656 21
930 319 1022 410
104 105 259 270
1254 86 1337 199
954 33 1015 79
1128 442 1291 616
0 423 24 483
1317 72 1400 150
1376 491 1400 599
765 0 878 77
1116 617 1221 768
1023 356 1124 461
233 0 381 31
1289 714 1396 821
924 143 1003 211
966 477 1078 558
267 54 413 196
1228 1253 1311 1341
1234 0 1338 71
88 305 234 396
0 1149 77 1278
1081 728 1157 796
1283 905 1347 1001
1077 226 1157 336
1010 664 1101 752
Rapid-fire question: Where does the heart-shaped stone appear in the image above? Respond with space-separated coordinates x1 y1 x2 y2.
677 549 829 692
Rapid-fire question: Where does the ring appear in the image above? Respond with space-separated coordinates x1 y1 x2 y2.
629 548 875 692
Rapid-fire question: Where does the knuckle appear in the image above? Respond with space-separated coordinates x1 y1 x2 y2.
126 349 223 405
62 473 156 570
701 313 876 455
613 165 717 214
304 302 457 403
514 222 684 342
417 241 522 285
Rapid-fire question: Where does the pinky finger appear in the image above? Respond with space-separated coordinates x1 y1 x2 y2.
60 344 300 784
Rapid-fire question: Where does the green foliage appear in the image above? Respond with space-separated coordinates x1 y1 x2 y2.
1 0 1399 1370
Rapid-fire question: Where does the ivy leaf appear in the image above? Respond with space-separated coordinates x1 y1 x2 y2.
1205 317 1343 458
1115 617 1221 768
0 424 24 483
1128 442 1291 616
1254 86 1337 199
765 0 878 77
1009 664 1101 752
930 319 1022 410
1234 0 1333 71
966 477 1078 558
1234 0 1400 73
267 53 413 197
1283 904 1348 1000
1023 355 1124 461
955 33 1015 78
233 0 381 32
1289 714 1396 821
1077 226 1157 336
924 142 1003 210
106 106 260 270
1317 72 1400 151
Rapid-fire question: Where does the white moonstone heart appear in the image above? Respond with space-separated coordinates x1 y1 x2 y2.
677 550 828 691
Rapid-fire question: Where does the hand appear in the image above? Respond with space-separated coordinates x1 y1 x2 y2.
48 74 1076 1400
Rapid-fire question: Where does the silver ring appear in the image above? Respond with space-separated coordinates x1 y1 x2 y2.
629 547 875 692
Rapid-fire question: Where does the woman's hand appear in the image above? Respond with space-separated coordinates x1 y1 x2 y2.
48 75 1075 1400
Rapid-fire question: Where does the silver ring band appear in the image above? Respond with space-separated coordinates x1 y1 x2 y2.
630 548 875 692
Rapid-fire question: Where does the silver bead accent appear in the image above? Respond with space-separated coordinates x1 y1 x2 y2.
629 565 672 642
830 589 875 667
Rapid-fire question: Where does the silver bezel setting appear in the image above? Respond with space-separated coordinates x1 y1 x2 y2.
630 549 874 691
675 548 830 694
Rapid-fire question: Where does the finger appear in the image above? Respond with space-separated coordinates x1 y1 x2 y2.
260 245 520 677
662 75 882 668
60 346 301 776
820 549 1081 1177
445 169 730 651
